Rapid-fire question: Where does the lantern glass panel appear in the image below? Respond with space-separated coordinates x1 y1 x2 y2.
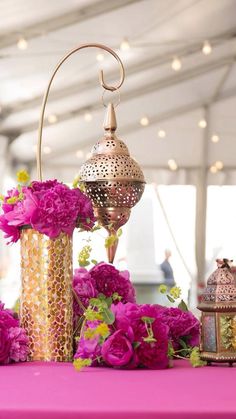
203 314 217 352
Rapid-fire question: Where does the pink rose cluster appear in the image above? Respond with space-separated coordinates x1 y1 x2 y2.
73 262 136 316
0 301 29 364
74 302 200 370
0 180 95 243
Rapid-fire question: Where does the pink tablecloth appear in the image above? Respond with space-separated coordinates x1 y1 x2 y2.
0 360 235 419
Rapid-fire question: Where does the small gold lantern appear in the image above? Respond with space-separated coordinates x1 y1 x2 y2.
198 259 236 366
80 103 145 263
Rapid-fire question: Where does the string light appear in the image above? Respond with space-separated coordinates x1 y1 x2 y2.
84 112 92 122
43 146 51 154
96 53 104 62
76 150 84 158
210 165 217 174
140 116 149 127
211 134 220 143
171 56 182 71
202 40 212 55
158 129 166 138
17 37 28 50
215 160 223 170
47 114 58 124
198 119 207 128
120 38 130 51
168 159 178 171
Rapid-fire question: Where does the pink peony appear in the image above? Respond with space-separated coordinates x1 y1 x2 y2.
160 307 200 349
9 327 29 362
0 180 95 243
75 321 101 363
30 184 95 238
101 330 134 367
136 321 169 369
73 268 97 316
0 302 28 365
90 263 136 304
0 216 20 243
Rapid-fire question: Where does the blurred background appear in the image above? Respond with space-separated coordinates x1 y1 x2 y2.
0 0 236 309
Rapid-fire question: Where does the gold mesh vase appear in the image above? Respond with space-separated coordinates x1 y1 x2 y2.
20 228 73 362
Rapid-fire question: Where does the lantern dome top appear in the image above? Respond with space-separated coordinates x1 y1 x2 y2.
202 259 236 304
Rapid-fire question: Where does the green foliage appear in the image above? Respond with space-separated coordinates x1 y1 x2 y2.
78 245 92 267
189 347 207 368
178 299 189 312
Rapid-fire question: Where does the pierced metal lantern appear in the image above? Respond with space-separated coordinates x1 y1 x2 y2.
80 103 145 262
198 259 236 366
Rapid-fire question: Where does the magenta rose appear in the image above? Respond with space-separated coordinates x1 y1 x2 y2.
136 322 169 369
9 327 29 362
90 263 136 303
73 268 97 315
0 323 11 364
160 307 200 349
101 330 134 367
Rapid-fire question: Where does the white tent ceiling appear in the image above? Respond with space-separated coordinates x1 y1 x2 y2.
0 0 236 183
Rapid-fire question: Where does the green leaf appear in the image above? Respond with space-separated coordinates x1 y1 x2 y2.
117 228 122 237
178 338 188 350
167 295 175 303
178 299 189 312
141 316 155 324
105 297 113 308
101 308 115 325
91 259 98 265
133 341 141 349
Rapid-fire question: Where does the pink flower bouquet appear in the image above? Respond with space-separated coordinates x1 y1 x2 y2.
0 177 95 243
73 272 201 371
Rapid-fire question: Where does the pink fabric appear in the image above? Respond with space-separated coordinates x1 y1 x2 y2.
0 360 236 419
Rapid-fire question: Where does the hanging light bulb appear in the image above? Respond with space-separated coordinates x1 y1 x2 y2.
171 56 182 71
84 112 92 122
158 129 166 138
140 116 149 126
120 38 130 51
215 160 223 170
17 37 28 50
168 159 178 171
210 165 217 173
202 40 212 55
198 119 207 128
47 114 58 124
96 52 104 62
211 134 220 143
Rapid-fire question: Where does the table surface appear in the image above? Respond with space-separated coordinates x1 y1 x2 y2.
0 360 236 419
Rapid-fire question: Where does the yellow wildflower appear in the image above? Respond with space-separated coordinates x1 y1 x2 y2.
169 286 181 300
73 358 92 371
7 196 18 204
84 328 96 340
0 194 4 202
84 307 103 321
72 176 80 189
16 170 30 184
159 284 168 294
96 323 110 338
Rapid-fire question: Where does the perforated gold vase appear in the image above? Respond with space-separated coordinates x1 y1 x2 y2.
20 228 73 362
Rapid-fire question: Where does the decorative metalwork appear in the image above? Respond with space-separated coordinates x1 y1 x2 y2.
198 259 236 366
20 229 73 362
80 103 145 262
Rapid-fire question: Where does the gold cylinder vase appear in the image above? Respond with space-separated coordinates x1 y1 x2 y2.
20 228 73 362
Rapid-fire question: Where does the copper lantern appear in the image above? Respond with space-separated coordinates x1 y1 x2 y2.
80 103 145 263
198 259 236 366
